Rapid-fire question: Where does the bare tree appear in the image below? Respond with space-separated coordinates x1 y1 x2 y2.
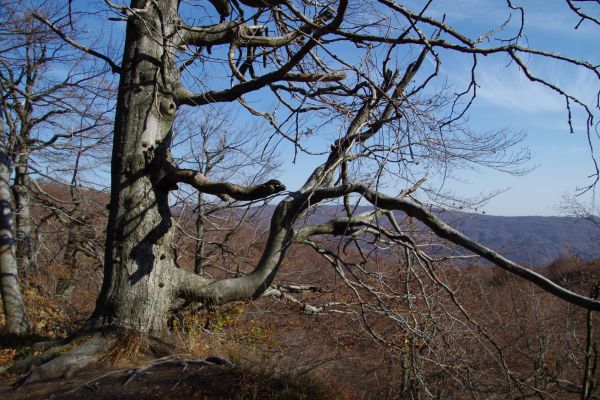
169 108 279 275
0 0 112 264
0 115 29 334
0 0 113 334
17 0 600 385
561 194 600 229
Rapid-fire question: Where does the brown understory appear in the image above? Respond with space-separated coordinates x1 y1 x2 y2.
5 327 184 387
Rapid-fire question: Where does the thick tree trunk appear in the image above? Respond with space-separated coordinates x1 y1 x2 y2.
13 154 33 273
91 0 186 336
91 0 312 336
0 143 30 335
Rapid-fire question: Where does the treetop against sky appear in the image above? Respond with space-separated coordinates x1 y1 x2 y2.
23 0 600 216
427 0 600 216
270 0 600 216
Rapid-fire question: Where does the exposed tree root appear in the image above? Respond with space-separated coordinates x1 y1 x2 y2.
7 337 84 376
5 328 234 391
29 355 236 398
13 334 113 387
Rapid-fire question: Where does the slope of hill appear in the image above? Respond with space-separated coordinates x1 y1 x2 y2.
275 205 600 266
440 212 599 265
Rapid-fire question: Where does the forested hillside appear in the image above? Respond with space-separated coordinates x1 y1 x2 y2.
448 213 600 264
1 184 600 398
272 205 600 265
1 0 600 398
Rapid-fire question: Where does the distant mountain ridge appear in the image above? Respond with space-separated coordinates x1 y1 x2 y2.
274 205 599 266
179 202 599 266
438 211 599 265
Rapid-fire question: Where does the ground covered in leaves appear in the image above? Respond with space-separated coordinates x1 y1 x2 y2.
0 359 351 400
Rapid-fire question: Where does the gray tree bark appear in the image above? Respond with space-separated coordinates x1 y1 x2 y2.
13 152 33 273
194 192 206 275
0 140 30 335
91 0 185 336
56 216 84 297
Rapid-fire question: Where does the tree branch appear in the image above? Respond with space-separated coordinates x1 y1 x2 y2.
310 182 600 311
283 72 346 82
175 0 348 106
294 210 382 242
161 167 286 201
32 13 121 74
262 284 339 314
178 20 308 48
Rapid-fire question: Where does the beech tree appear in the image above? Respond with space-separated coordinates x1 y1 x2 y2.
0 120 29 335
17 0 600 384
0 0 113 335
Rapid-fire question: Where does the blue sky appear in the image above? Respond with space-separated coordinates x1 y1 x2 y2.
68 0 600 216
274 0 600 216
429 0 600 215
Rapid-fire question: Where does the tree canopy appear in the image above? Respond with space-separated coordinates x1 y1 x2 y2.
2 0 600 395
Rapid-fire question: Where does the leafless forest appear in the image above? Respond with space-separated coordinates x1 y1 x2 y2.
1 0 600 398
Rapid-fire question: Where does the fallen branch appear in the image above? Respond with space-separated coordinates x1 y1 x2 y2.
122 356 234 386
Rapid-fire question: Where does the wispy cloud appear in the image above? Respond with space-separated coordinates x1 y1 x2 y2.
448 54 600 116
476 65 564 113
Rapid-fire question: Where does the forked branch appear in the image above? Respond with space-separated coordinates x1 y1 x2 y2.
175 0 348 106
161 166 286 201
